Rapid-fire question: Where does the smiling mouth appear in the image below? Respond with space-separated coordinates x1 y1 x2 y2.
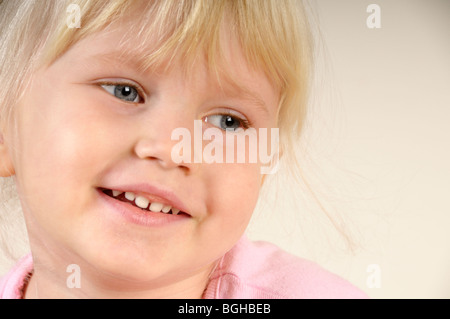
99 188 188 216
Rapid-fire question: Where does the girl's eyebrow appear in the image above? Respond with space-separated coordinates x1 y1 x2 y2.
91 50 149 71
221 86 271 118
90 51 272 118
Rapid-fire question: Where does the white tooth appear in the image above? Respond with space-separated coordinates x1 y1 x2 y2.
162 205 172 213
125 192 135 201
112 190 123 197
172 208 180 215
149 202 164 213
135 196 149 209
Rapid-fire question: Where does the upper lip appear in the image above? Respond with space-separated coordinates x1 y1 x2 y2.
99 183 190 215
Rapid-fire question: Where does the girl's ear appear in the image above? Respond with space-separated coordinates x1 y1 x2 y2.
0 132 15 177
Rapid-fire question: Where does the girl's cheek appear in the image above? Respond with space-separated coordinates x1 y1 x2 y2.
204 161 261 217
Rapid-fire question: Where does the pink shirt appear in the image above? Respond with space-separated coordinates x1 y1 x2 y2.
0 236 367 299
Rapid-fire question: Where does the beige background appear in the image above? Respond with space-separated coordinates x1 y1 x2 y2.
248 0 450 298
1 0 449 299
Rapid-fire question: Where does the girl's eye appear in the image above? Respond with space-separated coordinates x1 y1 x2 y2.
100 83 144 103
204 114 250 131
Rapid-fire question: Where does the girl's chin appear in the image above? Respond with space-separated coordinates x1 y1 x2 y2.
76 253 182 286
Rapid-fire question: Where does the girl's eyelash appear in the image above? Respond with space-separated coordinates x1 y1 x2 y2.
209 111 252 130
97 80 146 103
224 112 251 129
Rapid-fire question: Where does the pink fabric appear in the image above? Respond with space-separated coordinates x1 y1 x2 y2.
0 236 367 299
0 253 33 299
204 236 367 298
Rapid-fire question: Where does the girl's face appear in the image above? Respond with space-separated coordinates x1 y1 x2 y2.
3 17 279 296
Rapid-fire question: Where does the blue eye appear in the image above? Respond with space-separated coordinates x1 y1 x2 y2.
100 83 143 103
204 114 250 131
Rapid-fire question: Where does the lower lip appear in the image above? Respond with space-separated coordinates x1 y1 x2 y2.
97 189 190 227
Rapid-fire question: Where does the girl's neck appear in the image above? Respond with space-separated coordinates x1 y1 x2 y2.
24 262 215 299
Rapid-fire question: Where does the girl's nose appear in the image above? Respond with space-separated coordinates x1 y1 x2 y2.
134 135 192 172
133 111 193 173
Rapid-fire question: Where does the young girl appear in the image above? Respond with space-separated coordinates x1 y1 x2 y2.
0 0 366 298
